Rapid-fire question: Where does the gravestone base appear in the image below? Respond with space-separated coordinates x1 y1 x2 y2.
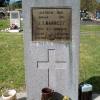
8 29 20 33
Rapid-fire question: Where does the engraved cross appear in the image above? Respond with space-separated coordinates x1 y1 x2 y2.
37 49 66 88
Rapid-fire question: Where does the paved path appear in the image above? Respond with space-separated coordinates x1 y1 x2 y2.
0 92 100 100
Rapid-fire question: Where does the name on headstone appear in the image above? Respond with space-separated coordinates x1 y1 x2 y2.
32 7 71 41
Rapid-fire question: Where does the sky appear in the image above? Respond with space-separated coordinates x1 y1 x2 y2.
10 0 20 3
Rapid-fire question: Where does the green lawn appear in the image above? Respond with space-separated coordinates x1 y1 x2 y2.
80 33 100 93
0 26 100 94
0 19 10 30
81 24 100 32
0 32 25 95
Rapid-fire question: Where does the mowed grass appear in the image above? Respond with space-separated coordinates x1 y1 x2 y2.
0 24 100 94
80 33 100 93
0 32 25 95
81 24 100 32
0 19 10 30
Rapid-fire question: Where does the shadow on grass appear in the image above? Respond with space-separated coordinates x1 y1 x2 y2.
80 76 100 93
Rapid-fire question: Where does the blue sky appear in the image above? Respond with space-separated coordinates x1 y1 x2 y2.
10 0 20 3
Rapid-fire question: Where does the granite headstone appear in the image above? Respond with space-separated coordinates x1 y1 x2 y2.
23 0 80 100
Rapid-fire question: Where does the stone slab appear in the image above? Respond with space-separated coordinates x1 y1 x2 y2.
8 29 20 33
22 0 80 100
10 11 21 28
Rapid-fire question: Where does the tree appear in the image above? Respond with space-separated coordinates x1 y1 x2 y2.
12 0 22 9
81 0 100 12
96 3 100 11
0 0 10 7
0 0 5 6
81 0 95 11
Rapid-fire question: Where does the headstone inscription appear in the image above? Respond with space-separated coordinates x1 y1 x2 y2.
32 8 71 41
10 11 20 28
23 0 80 100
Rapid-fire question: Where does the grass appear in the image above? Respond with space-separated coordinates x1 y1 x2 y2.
0 20 100 94
0 32 25 95
0 19 10 30
80 33 100 93
81 25 100 32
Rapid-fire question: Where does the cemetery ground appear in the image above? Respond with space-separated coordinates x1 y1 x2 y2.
0 25 100 98
0 32 25 95
0 19 9 30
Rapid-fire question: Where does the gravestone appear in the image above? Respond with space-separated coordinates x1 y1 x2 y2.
22 0 80 100
10 11 20 28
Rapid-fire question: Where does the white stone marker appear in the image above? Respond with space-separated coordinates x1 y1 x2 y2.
22 0 80 100
10 11 20 28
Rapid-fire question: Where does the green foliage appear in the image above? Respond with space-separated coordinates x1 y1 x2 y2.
10 0 22 9
0 0 10 7
81 0 100 12
96 3 100 11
